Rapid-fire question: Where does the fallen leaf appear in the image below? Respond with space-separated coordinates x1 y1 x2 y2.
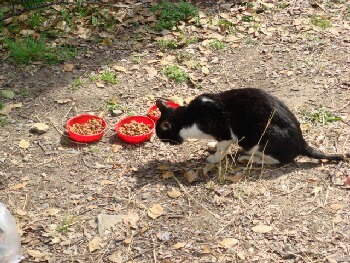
231 174 243 183
19 139 30 149
147 204 163 219
343 176 350 188
201 245 211 254
89 236 103 252
100 180 115 186
183 170 198 183
162 171 174 179
330 203 343 211
144 66 158 77
158 164 170 171
43 208 60 216
30 123 49 134
251 225 273 233
10 181 28 190
201 66 210 74
172 242 186 249
167 190 182 198
168 95 184 106
113 65 127 72
237 251 246 260
16 209 27 216
333 214 342 224
1 90 15 99
111 144 123 152
123 210 139 229
27 249 46 259
63 63 74 72
218 238 238 249
108 250 123 263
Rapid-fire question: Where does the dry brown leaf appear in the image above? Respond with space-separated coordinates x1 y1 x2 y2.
330 203 343 211
144 66 158 77
231 174 243 183
158 164 170 171
63 63 74 72
111 144 123 153
201 66 210 75
168 95 184 106
147 204 164 219
11 181 28 190
27 249 46 259
183 170 198 183
100 180 115 186
123 210 139 229
16 209 27 216
172 242 186 249
89 236 103 252
108 250 123 263
343 176 350 188
113 65 127 72
251 225 273 233
218 238 238 249
19 139 30 149
201 245 211 254
162 171 174 179
43 208 60 216
167 190 182 198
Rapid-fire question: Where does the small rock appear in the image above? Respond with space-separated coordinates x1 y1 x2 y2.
111 109 123 117
30 123 49 134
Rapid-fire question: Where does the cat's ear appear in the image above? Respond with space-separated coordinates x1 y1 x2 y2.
156 99 170 113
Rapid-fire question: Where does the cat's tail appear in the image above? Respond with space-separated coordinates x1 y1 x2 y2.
302 144 349 161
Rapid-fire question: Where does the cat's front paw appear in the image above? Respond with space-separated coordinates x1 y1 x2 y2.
206 155 219 163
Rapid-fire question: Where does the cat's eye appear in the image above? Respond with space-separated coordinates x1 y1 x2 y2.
160 121 171 131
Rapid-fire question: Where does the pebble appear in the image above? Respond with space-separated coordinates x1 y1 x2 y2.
111 109 123 117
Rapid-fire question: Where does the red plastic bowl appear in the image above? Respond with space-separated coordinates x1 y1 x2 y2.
115 116 155 144
66 114 108 143
147 101 180 122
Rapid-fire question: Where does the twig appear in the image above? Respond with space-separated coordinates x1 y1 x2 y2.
124 247 155 262
172 175 221 220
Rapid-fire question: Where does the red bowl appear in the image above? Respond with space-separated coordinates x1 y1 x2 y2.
115 116 155 144
66 114 108 143
147 101 180 122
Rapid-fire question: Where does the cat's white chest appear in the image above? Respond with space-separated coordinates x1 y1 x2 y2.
179 124 215 140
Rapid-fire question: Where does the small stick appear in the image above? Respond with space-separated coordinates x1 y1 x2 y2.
172 175 221 220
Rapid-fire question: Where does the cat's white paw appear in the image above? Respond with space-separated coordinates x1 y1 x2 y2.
206 155 219 163
207 141 217 152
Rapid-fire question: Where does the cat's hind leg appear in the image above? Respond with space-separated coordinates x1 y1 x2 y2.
206 140 234 163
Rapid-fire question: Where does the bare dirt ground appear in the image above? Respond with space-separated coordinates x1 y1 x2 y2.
1 1 350 262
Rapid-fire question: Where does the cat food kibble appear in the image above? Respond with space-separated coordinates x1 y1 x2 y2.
149 109 161 118
119 120 151 136
70 119 104 135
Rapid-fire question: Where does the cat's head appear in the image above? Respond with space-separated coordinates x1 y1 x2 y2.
155 99 186 145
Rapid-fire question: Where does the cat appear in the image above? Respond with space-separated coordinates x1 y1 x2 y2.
155 88 348 165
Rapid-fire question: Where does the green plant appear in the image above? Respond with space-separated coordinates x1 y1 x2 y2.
90 69 118 84
301 108 342 125
157 39 178 49
311 16 331 30
56 215 74 233
151 1 198 31
106 97 122 111
0 101 4 110
70 77 84 90
175 50 193 62
4 37 77 64
242 15 254 22
208 40 225 50
100 69 118 84
278 2 289 8
89 145 99 153
163 65 189 83
0 116 9 127
28 12 43 28
22 0 46 9
247 2 255 8
244 37 254 44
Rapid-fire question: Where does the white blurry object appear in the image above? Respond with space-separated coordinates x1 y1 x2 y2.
0 203 23 263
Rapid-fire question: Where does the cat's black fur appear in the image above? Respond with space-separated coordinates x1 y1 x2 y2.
156 88 348 164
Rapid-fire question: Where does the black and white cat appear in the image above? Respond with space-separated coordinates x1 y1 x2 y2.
155 88 348 165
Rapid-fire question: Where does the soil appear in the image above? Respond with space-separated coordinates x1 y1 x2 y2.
1 1 350 263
